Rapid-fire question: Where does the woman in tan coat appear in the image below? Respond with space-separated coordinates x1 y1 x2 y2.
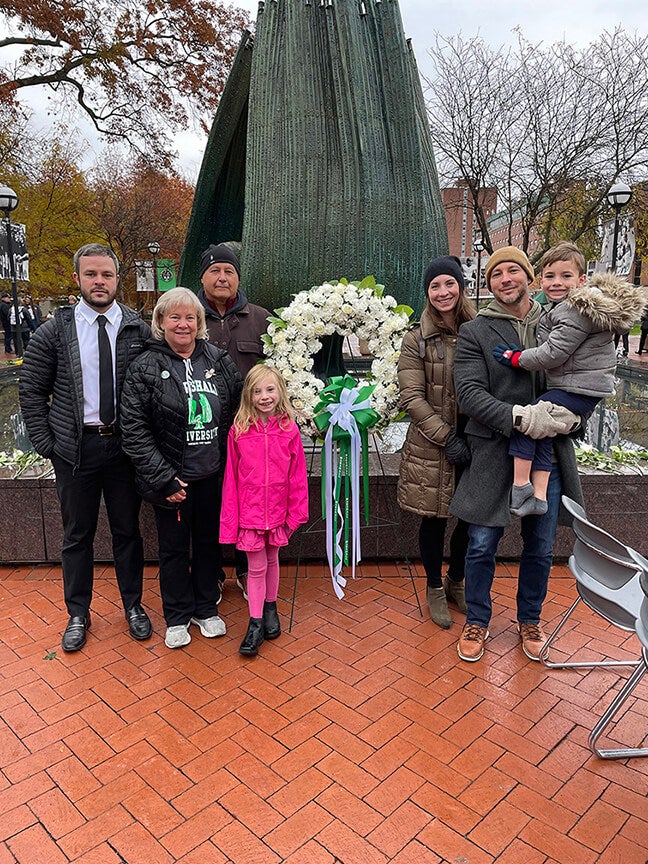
397 256 476 628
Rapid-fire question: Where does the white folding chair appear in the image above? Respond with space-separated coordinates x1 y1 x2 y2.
541 496 642 670
588 569 648 759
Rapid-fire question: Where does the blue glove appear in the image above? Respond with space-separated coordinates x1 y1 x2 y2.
492 342 523 367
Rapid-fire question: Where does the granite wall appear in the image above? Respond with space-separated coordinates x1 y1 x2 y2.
1 456 646 565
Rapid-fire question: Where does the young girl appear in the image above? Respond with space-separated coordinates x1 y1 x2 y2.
220 365 309 656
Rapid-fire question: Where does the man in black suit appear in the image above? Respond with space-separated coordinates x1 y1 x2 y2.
19 244 153 651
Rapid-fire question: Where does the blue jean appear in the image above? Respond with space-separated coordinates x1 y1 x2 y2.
464 463 561 627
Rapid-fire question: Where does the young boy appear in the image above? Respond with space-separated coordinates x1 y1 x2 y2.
493 241 647 517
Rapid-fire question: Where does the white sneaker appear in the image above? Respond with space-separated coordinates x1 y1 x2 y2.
191 616 226 637
236 573 248 600
165 624 191 649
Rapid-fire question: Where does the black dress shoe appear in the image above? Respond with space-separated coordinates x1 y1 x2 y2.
263 601 281 640
239 618 264 656
62 614 90 652
125 604 152 640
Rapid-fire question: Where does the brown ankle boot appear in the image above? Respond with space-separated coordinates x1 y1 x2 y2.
444 576 467 613
426 585 452 629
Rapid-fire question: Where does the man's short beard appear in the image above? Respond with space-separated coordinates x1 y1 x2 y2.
496 286 528 306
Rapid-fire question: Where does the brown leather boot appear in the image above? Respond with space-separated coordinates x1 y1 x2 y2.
426 585 451 629
444 576 467 613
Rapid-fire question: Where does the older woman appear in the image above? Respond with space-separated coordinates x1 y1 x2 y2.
397 256 476 629
121 287 242 648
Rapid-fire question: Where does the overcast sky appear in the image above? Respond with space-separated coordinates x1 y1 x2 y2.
234 0 647 73
174 0 647 175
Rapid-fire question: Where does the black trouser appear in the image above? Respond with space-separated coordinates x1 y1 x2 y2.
419 516 470 589
52 433 144 617
3 325 12 353
614 332 629 354
235 548 248 578
154 474 225 626
638 330 648 353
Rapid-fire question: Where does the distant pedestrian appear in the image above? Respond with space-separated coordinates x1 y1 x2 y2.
635 305 648 355
0 292 13 353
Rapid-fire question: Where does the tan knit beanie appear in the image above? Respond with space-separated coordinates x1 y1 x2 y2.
485 246 535 287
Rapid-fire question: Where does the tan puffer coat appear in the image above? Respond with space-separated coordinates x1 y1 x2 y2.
397 304 458 517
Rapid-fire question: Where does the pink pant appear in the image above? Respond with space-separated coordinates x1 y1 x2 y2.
246 540 280 618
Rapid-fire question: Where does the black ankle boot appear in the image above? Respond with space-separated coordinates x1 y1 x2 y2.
239 618 264 656
263 601 281 640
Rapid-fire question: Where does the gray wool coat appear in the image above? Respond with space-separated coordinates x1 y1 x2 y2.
449 313 582 528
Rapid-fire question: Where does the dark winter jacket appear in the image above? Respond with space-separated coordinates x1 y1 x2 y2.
19 304 150 467
450 305 583 528
120 339 242 502
396 305 460 518
518 273 647 397
198 287 270 377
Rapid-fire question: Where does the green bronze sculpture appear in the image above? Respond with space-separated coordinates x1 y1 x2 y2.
180 0 447 313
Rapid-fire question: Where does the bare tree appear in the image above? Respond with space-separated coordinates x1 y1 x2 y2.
424 27 648 261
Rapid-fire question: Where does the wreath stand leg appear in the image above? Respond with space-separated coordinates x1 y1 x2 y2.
284 435 422 633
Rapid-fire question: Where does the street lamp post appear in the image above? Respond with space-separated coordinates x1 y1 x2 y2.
147 241 161 302
606 182 632 273
0 185 23 358
473 236 484 309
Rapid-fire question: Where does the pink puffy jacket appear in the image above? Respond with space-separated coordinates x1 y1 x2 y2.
220 416 309 543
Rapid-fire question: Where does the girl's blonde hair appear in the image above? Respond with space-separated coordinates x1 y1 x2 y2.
233 365 294 437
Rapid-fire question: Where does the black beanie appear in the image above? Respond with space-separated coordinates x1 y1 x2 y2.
423 256 465 292
200 243 241 278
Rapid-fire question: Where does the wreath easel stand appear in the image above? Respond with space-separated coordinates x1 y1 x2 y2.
283 334 422 631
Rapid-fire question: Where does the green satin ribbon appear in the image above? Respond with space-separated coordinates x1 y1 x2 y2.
313 374 379 534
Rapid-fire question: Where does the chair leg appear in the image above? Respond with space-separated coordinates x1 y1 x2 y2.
589 654 648 759
541 596 640 670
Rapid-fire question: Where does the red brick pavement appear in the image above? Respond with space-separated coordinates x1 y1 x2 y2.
0 560 646 863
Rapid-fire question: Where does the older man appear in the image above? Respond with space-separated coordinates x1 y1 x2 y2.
198 243 270 377
198 243 270 598
20 243 152 651
450 246 583 663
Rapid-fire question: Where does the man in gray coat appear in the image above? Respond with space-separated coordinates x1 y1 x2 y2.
450 246 583 663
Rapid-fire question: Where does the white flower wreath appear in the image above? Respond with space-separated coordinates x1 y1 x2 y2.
262 277 412 436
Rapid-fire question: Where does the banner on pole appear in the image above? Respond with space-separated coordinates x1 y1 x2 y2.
0 221 29 281
157 260 176 292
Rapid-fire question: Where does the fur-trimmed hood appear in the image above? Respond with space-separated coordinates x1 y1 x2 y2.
564 272 648 332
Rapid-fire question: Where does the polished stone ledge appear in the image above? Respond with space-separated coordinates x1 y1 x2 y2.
0 456 646 564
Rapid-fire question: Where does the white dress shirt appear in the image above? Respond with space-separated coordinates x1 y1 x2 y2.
75 298 122 425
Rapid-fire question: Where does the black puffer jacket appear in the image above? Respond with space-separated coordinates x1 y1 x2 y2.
19 304 150 467
120 339 242 500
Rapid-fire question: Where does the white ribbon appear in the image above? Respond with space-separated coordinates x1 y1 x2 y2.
323 388 372 599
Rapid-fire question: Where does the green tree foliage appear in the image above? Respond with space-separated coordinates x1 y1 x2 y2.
89 154 194 305
3 143 194 302
4 134 99 298
0 0 249 163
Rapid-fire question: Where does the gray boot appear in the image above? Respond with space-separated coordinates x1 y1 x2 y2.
426 585 452 629
444 576 467 613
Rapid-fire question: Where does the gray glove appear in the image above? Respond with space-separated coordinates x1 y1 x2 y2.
512 402 580 439
445 430 471 465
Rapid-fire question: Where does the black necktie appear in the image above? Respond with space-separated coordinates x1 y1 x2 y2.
97 315 115 426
